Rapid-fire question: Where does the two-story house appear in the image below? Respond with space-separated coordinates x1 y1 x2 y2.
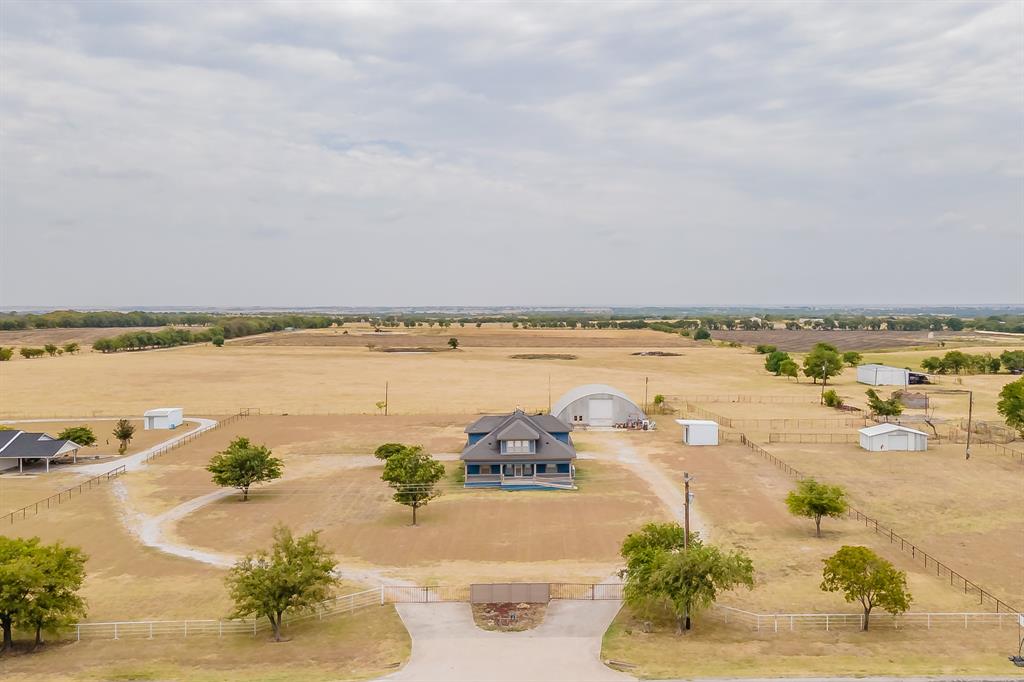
460 409 576 489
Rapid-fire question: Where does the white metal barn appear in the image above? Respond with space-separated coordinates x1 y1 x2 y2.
675 419 719 446
551 384 646 428
144 407 184 430
857 364 910 386
858 423 928 452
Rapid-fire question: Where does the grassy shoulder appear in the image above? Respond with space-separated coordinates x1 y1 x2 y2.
601 607 1017 678
0 604 410 682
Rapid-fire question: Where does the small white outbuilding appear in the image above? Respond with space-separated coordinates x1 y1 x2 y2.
858 423 928 452
857 364 910 386
675 419 719 446
144 407 184 430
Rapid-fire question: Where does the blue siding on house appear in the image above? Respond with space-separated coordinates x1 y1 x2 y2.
556 463 570 474
467 434 484 445
467 464 480 475
552 432 570 444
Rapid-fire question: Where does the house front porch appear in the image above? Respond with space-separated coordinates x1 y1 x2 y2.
464 462 575 490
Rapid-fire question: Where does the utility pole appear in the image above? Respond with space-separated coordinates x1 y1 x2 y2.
965 390 973 460
819 361 827 404
644 376 649 414
683 471 693 631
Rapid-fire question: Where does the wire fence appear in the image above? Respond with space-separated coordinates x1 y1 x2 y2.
139 408 256 465
714 605 1022 632
767 433 861 444
669 394 821 404
728 431 1020 615
2 465 126 525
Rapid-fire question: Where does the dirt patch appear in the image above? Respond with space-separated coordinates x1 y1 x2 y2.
472 602 547 631
509 353 578 360
373 347 443 353
709 329 977 352
631 351 682 357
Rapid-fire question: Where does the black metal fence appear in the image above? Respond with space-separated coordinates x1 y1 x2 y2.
2 465 126 525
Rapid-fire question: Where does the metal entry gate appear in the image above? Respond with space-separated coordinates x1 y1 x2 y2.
470 583 549 604
382 585 469 603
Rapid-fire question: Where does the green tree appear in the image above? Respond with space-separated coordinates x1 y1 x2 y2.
374 443 416 461
212 335 225 347
20 347 45 359
61 342 79 355
1000 350 1024 373
803 343 844 388
842 351 863 367
652 394 666 413
207 437 283 501
43 344 59 357
755 344 777 354
865 389 904 420
56 426 96 447
779 358 799 381
821 546 911 630
0 536 35 651
693 328 711 341
447 337 459 350
764 350 791 375
785 478 849 537
225 525 337 642
941 350 970 374
19 542 88 648
920 356 943 373
997 377 1024 438
112 419 136 455
0 347 12 361
381 446 445 525
822 389 843 408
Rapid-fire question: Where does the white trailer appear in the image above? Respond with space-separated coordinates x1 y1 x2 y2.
144 407 184 430
857 364 910 386
675 419 719 446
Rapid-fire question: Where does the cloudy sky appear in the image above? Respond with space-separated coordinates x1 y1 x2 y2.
0 1 1020 308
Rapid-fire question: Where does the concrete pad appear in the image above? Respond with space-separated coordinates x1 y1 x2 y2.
383 601 633 682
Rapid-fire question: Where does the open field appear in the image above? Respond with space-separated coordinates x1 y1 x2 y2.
0 605 410 682
3 326 1020 422
0 326 168 349
602 613 1019 678
707 328 1014 351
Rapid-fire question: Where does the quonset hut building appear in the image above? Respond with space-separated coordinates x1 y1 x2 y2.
550 384 647 428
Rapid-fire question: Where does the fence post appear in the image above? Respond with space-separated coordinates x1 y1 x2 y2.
77 624 81 641
380 585 385 605
825 614 829 632
149 622 154 639
114 623 119 640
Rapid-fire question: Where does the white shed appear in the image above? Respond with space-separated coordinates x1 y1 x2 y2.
858 423 928 452
675 419 719 446
144 407 184 430
857 364 910 386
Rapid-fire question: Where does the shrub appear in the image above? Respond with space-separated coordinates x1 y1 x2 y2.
755 344 777 354
693 328 711 341
822 390 843 408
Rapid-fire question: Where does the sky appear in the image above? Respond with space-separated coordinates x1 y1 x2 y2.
0 1 1021 308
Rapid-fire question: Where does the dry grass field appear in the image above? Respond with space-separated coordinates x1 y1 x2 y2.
707 328 981 351
1 325 1021 679
0 326 168 349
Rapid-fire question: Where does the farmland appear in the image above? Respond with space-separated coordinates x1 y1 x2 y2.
0 324 1022 679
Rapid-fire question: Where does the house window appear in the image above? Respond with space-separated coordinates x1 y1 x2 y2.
536 463 547 474
523 463 534 476
504 439 533 454
466 464 480 475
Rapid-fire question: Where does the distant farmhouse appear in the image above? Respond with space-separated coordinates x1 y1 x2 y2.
461 409 576 489
0 430 83 473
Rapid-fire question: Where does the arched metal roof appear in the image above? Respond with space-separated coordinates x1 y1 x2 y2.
550 383 643 417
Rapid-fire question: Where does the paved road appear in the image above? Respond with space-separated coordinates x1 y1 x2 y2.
383 601 633 682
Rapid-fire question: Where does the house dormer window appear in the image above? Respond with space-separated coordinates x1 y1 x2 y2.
504 439 534 454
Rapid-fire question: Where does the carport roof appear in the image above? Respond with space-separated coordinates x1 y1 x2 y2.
859 423 928 437
0 431 82 459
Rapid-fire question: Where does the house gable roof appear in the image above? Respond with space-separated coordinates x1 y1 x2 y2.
461 410 575 463
0 431 82 459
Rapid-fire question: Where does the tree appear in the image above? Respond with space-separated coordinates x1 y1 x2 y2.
19 542 88 648
207 437 283 501
0 536 35 652
821 546 911 630
212 335 225 347
652 394 666 413
0 347 11 361
920 356 943 373
941 350 970 374
842 351 863 367
779 359 799 381
785 478 849 537
61 342 79 355
1000 350 1024 373
19 347 45 359
822 389 843 408
764 350 791 375
43 344 59 357
755 344 777 354
865 389 904 420
803 343 844 387
381 446 445 525
693 328 711 340
374 443 415 461
997 377 1024 438
112 419 136 455
226 525 337 642
447 337 459 350
56 426 96 447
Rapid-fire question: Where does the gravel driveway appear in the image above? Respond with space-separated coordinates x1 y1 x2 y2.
384 600 633 682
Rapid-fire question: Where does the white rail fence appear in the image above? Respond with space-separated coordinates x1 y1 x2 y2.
715 605 1022 632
